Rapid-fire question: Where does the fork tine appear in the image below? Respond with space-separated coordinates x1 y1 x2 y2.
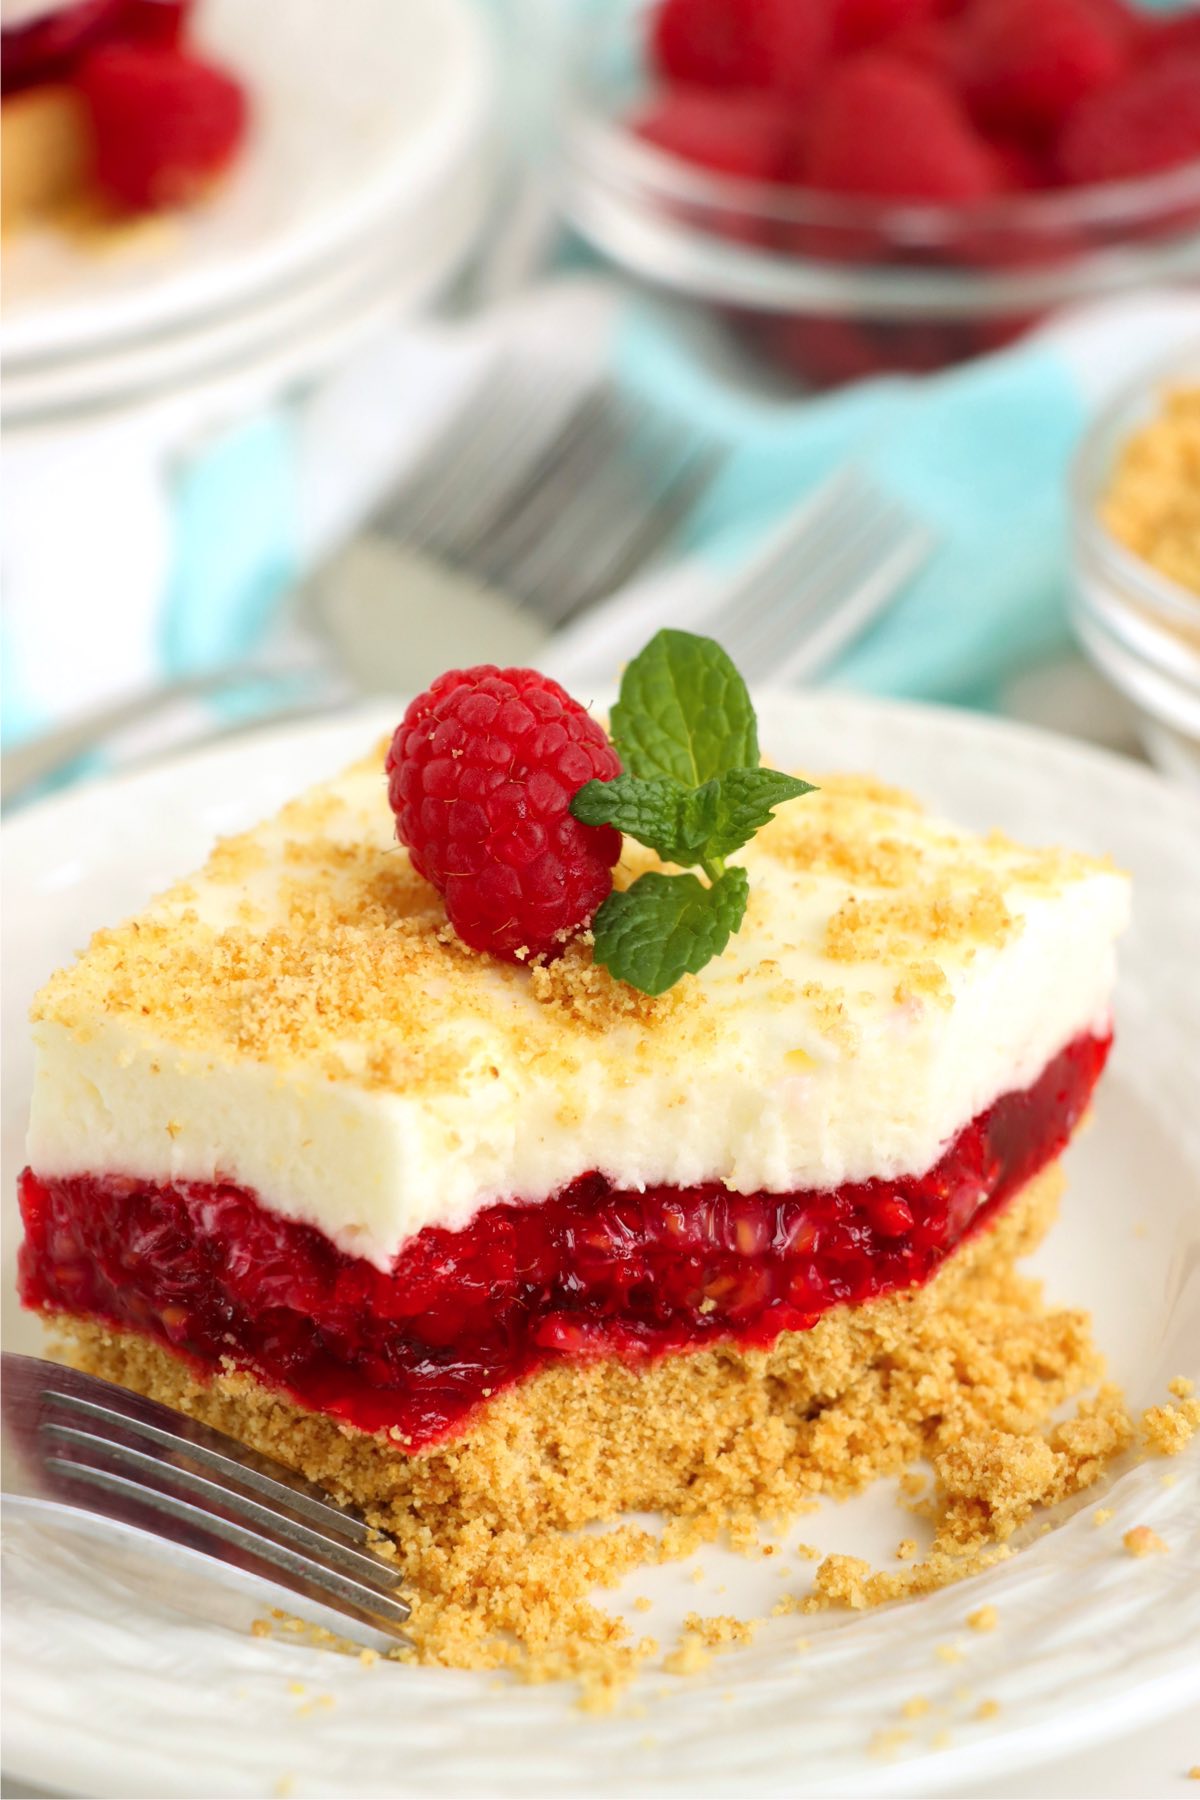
704 468 872 648
733 507 935 685
731 495 906 663
772 520 937 686
737 495 918 655
441 384 624 574
510 405 725 627
507 411 683 622
535 440 728 628
36 1375 373 1549
704 472 933 685
43 1421 404 1597
42 1454 413 1640
470 387 635 594
406 372 583 560
376 360 530 548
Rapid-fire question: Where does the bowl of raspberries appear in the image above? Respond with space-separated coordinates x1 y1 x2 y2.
561 0 1200 386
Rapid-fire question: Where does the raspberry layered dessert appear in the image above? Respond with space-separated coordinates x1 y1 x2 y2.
18 635 1130 1670
2 0 247 236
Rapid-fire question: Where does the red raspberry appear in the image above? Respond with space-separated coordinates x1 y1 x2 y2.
958 0 1129 140
386 667 622 963
1057 54 1200 182
634 86 796 183
77 42 247 211
119 0 195 48
1143 10 1200 66
0 0 124 94
804 56 1002 201
831 0 939 55
649 0 829 98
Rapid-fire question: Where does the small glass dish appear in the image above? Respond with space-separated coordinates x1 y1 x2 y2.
558 3 1200 388
1068 347 1200 785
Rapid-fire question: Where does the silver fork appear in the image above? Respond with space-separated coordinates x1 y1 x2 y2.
363 360 727 628
700 467 937 688
1 1352 412 1654
2 365 728 806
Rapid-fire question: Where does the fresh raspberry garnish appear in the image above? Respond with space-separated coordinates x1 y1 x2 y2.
77 42 247 211
386 667 622 963
649 0 829 98
831 0 939 55
957 0 1129 140
634 86 797 183
804 56 1002 201
1057 54 1200 182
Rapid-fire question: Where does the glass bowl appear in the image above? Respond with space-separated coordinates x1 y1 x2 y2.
1069 347 1200 785
558 4 1200 388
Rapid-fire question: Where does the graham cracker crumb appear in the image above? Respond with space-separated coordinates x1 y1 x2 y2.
663 1634 711 1676
966 1606 998 1632
52 1165 1132 1700
935 1644 964 1665
1187 1767 1200 1780
896 1538 919 1561
1168 1377 1195 1399
1141 1393 1200 1456
1123 1526 1168 1558
1102 384 1200 595
869 1728 912 1761
975 1699 1001 1721
1094 1508 1114 1525
901 1696 930 1719
932 1729 953 1751
682 1613 757 1649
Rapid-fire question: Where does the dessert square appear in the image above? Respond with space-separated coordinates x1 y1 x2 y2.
20 734 1127 1479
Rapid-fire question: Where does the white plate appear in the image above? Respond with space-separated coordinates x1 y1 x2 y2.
2 695 1198 1799
1 0 493 365
1 150 491 428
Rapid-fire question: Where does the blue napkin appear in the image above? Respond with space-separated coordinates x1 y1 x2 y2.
614 302 1086 710
154 304 1086 717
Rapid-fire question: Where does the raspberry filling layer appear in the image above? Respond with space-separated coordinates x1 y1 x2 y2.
19 1031 1109 1450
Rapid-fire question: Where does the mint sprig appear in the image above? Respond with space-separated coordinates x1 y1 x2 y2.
590 869 750 999
571 630 816 996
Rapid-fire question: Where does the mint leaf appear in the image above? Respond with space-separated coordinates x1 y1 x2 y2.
571 773 718 867
590 868 750 997
573 766 815 867
611 629 757 787
704 767 817 860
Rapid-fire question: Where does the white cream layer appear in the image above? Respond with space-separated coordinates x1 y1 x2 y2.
27 757 1129 1270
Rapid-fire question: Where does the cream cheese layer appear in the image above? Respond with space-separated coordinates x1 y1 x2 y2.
27 745 1129 1270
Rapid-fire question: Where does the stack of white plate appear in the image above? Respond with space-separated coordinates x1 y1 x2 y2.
1 0 496 432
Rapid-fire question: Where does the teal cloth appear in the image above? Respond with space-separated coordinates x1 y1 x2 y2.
158 315 1088 716
161 411 298 677
615 301 1087 710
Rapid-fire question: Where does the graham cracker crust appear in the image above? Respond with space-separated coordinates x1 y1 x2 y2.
51 1163 1143 1693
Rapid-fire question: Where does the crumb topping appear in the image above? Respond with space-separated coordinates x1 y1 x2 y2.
1102 384 1200 597
32 743 1121 1103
